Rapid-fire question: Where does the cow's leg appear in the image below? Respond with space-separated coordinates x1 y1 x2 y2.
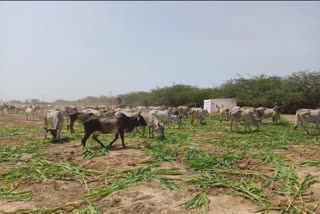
230 120 233 132
109 133 119 147
316 123 320 134
92 133 105 148
69 120 75 133
301 122 310 135
119 131 126 148
81 132 92 147
148 127 152 138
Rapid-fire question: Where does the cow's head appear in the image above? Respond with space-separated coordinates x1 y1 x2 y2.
44 127 60 141
137 112 147 126
155 122 165 137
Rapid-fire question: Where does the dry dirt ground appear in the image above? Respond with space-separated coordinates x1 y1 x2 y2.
0 113 319 214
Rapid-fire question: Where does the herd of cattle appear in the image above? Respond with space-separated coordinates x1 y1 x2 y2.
1 102 320 148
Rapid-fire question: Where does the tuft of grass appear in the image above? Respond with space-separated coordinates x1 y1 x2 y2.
188 152 244 171
183 190 210 214
300 160 320 167
144 140 178 162
71 204 103 214
254 151 286 165
82 146 108 159
0 184 32 201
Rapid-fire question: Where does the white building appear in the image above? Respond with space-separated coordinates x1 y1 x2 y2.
204 98 237 114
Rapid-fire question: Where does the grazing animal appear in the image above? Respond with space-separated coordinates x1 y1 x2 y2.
230 107 260 132
149 110 181 128
177 106 190 118
294 108 320 135
0 104 8 115
190 108 207 125
81 112 147 148
141 111 165 138
216 104 230 123
25 105 41 120
82 108 106 117
256 106 282 124
44 110 64 141
6 104 16 114
68 112 96 133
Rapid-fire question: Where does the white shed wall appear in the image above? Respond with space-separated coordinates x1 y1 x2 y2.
204 98 237 114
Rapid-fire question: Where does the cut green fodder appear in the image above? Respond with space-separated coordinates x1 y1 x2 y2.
0 146 22 162
188 152 244 171
85 165 182 201
0 184 32 201
183 189 210 214
144 140 178 162
300 160 320 168
71 204 104 214
1 158 101 184
82 146 108 160
0 125 41 137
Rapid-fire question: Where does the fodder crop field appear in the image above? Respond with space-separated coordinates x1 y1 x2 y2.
1 113 320 214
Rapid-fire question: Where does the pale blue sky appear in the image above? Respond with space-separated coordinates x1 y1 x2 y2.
1 2 320 102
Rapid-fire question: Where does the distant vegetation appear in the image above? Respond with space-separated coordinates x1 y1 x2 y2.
119 71 320 114
6 70 320 114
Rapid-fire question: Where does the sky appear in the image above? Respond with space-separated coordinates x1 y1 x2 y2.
1 2 320 102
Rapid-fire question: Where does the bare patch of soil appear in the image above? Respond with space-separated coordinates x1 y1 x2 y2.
103 183 260 214
43 142 151 172
281 114 296 123
0 137 28 146
0 180 88 212
201 143 226 154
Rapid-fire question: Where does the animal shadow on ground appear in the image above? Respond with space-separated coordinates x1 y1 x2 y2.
51 137 75 144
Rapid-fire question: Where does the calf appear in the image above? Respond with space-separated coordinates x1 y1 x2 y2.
44 110 64 141
81 112 147 148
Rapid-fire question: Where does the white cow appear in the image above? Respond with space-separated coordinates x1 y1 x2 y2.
294 108 320 135
141 111 165 138
25 105 41 120
44 110 64 141
82 108 106 117
149 110 181 128
256 106 282 124
230 108 260 132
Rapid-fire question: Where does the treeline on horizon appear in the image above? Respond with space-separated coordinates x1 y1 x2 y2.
118 71 320 114
5 71 320 114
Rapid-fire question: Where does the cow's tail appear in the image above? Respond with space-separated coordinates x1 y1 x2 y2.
293 111 300 129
